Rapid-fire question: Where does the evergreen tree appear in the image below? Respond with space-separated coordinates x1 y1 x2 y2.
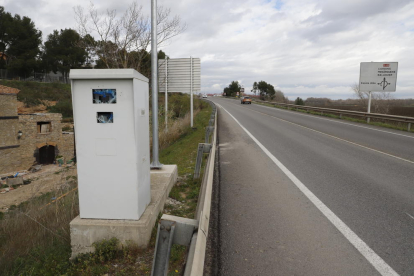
295 97 304 105
43 29 88 81
257 80 276 100
223 81 241 97
0 7 42 77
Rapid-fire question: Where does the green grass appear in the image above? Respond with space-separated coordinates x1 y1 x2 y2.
160 100 212 274
160 103 211 220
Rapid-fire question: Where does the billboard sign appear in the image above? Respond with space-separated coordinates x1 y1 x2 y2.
158 58 201 94
359 62 398 92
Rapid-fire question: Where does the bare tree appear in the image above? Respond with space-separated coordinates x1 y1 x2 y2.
73 1 186 73
274 89 286 102
351 82 393 114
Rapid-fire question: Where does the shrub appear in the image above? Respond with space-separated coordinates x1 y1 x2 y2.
295 97 304 105
93 237 119 262
47 99 73 118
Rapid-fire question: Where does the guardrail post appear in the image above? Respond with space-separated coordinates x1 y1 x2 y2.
151 215 198 276
194 143 212 179
367 117 370 123
151 220 176 276
408 122 412 132
205 126 214 143
194 144 205 179
339 113 342 119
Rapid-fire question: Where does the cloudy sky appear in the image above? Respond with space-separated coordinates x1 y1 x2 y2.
2 0 414 99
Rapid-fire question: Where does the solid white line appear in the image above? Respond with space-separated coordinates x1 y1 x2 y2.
252 101 414 139
406 213 414 220
216 103 399 276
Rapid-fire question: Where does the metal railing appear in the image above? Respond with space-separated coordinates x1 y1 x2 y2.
151 101 217 276
255 100 414 131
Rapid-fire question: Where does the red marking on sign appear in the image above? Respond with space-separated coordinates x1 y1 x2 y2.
383 64 390 67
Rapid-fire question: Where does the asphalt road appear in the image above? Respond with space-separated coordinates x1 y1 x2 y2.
206 97 414 276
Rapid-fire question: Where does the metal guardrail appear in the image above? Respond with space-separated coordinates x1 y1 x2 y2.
255 100 414 131
151 101 217 276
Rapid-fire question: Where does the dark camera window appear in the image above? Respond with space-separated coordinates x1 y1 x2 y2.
93 89 116 104
97 112 113 123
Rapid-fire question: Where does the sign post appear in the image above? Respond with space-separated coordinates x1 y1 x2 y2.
359 62 398 122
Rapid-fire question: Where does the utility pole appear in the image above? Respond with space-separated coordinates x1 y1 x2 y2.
150 0 163 169
165 59 168 132
190 56 193 127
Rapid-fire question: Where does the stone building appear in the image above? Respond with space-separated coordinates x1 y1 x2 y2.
0 85 75 175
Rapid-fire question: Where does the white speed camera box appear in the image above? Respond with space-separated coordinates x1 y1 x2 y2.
70 69 150 220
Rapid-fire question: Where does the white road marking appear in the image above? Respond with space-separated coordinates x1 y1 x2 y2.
406 213 414 220
241 99 414 139
216 102 399 276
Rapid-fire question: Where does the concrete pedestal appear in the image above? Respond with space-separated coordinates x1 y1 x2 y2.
70 165 177 258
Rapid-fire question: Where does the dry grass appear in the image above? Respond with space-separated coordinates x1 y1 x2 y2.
158 109 200 151
0 177 78 275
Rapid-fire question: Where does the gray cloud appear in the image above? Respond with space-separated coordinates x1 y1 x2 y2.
1 0 414 99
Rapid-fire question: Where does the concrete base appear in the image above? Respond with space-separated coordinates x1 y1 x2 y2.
70 164 177 258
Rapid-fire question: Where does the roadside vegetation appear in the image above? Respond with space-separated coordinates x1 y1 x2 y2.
0 93 212 275
0 79 71 105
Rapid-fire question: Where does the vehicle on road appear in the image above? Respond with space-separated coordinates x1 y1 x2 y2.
241 96 252 104
202 94 208 98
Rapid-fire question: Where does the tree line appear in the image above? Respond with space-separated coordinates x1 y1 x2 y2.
0 2 185 80
222 80 287 102
222 80 413 114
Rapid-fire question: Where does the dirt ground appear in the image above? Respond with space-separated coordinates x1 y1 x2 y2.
0 164 77 211
17 100 56 114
